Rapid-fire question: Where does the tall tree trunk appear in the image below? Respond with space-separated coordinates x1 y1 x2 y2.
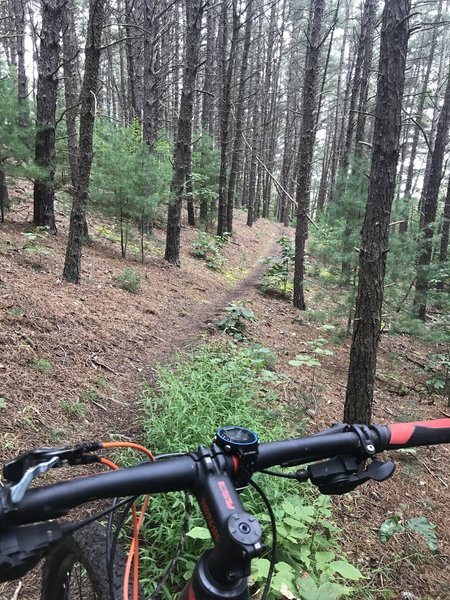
33 0 63 235
217 0 238 237
124 0 138 123
414 69 450 319
340 0 377 282
344 0 411 424
437 176 450 290
354 0 377 153
164 0 203 265
226 0 252 233
292 0 325 310
246 9 263 228
14 0 28 127
143 0 159 149
201 5 217 134
0 168 8 223
400 0 442 234
63 0 106 283
327 0 349 206
62 0 80 190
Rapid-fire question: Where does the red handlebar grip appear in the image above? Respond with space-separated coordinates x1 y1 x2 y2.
388 418 450 447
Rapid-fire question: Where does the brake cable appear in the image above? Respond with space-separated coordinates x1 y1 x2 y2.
249 480 277 600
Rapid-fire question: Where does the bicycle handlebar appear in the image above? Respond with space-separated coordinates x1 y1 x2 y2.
1 418 450 592
1 418 450 529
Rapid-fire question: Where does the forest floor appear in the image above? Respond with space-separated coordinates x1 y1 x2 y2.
0 190 449 600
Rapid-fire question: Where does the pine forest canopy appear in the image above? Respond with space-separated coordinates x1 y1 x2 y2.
0 0 449 422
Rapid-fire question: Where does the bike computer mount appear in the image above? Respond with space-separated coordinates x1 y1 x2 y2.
214 426 259 489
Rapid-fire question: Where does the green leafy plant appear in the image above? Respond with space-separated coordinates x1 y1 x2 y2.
192 132 220 227
22 229 51 261
0 65 38 218
8 305 24 319
114 268 142 293
379 515 438 551
289 338 334 391
423 352 450 399
0 398 7 409
262 236 295 298
191 232 226 271
250 495 362 598
217 302 256 340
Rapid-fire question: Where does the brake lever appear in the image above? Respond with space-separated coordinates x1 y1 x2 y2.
9 457 61 504
3 443 102 484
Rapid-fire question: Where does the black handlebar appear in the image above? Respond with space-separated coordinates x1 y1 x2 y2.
3 419 449 530
1 419 450 589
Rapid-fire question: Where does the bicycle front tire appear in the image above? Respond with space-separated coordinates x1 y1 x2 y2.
41 521 142 600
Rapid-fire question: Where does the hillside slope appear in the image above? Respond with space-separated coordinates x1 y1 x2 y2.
1 200 449 600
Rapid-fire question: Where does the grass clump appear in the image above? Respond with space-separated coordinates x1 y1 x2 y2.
114 267 142 293
130 342 361 599
32 357 54 373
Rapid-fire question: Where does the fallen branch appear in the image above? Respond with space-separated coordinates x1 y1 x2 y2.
88 354 118 375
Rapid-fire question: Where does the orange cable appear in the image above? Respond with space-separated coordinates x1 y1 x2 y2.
102 441 155 462
100 444 154 600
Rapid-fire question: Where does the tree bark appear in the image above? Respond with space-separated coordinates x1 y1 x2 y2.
414 68 450 319
438 176 450 288
201 5 217 134
400 0 442 234
0 168 8 223
344 0 411 424
63 0 106 283
164 0 203 265
292 0 325 310
226 0 252 233
33 0 64 234
246 8 263 228
217 0 239 237
14 0 28 127
143 0 159 149
62 0 80 190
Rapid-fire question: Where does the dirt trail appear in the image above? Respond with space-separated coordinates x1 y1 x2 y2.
148 224 285 360
0 210 285 453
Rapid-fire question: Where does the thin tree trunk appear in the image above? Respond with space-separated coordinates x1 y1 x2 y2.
62 0 80 190
217 0 239 237
400 0 442 234
201 5 217 134
0 168 8 223
63 0 106 283
14 0 28 127
414 69 450 319
33 0 64 235
344 0 411 424
226 0 252 233
292 0 325 310
143 0 159 149
437 176 450 289
246 8 263 228
164 0 203 265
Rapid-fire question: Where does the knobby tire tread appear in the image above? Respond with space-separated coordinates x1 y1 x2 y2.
40 521 143 600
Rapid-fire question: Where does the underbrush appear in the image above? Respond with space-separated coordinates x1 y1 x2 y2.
123 342 364 599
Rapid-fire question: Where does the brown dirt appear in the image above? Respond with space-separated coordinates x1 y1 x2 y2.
1 195 450 600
